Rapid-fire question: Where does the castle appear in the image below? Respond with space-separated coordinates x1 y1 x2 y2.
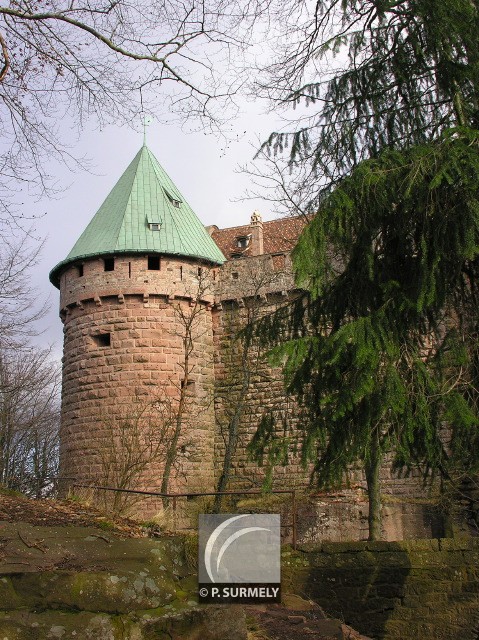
50 144 443 539
49 144 305 496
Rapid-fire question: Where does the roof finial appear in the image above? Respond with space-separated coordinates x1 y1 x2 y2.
251 210 262 225
142 115 152 146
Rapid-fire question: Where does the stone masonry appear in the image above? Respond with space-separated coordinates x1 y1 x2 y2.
51 146 449 536
59 254 217 501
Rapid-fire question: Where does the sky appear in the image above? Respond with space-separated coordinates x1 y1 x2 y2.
28 103 283 361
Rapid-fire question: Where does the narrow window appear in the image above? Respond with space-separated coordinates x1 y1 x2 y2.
181 379 196 392
148 256 161 271
104 258 114 272
232 272 239 280
197 267 202 277
180 265 183 281
92 333 111 347
78 264 84 277
128 262 131 278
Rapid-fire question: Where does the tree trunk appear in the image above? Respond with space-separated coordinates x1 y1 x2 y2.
160 388 186 507
214 340 251 513
365 437 382 541
160 345 190 508
213 398 245 513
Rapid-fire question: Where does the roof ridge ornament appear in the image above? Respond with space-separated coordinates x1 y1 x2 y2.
143 114 152 146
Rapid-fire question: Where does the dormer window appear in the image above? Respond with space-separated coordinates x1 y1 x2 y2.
164 188 181 208
149 223 161 231
236 235 250 249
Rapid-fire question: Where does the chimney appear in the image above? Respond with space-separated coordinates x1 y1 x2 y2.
250 210 264 256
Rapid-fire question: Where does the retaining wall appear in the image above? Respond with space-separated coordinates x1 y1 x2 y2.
282 538 479 639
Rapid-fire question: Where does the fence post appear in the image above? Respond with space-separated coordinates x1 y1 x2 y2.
292 491 297 550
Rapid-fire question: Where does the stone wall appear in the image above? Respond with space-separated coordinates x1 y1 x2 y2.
59 255 217 512
213 252 307 489
0 522 247 640
59 254 219 310
57 248 457 537
213 253 444 540
282 539 479 639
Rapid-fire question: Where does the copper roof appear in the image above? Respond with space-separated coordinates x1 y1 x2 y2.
50 145 225 287
211 216 308 259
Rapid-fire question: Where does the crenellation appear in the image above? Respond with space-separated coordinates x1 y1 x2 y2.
50 145 445 536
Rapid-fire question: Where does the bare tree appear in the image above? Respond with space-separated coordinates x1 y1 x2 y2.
0 232 47 349
0 227 60 497
160 268 214 502
98 393 181 514
214 255 295 510
0 0 263 224
0 346 60 497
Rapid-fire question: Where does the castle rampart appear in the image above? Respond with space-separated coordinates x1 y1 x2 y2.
59 257 218 505
51 146 449 538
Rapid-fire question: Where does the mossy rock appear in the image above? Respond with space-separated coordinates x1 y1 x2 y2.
0 606 247 639
8 570 180 613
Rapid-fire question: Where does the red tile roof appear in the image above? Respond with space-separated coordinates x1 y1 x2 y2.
211 216 308 259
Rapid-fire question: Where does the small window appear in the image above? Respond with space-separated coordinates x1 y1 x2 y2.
180 265 183 281
231 253 242 259
78 264 84 277
148 256 161 270
149 223 161 231
164 188 181 208
104 258 114 272
197 267 202 277
232 272 239 280
92 333 111 347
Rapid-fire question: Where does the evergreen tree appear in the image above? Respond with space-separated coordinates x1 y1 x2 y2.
250 0 479 539
260 0 479 200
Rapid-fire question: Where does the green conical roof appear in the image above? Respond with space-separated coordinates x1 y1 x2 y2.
50 144 225 287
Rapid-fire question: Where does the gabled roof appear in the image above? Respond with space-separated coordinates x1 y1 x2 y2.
50 145 225 287
212 216 308 259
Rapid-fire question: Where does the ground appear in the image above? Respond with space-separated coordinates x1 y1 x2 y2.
246 600 372 640
0 490 371 640
0 490 145 537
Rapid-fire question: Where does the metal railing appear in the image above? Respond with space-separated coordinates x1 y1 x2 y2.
58 479 297 549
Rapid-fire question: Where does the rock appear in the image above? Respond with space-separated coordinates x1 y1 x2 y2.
202 605 247 640
287 614 306 624
0 523 248 640
282 592 326 615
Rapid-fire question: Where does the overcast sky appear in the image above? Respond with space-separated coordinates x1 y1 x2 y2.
28 103 282 361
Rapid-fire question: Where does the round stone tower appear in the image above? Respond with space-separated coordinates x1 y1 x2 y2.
50 144 225 508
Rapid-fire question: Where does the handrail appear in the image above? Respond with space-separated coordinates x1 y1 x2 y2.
56 478 298 549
